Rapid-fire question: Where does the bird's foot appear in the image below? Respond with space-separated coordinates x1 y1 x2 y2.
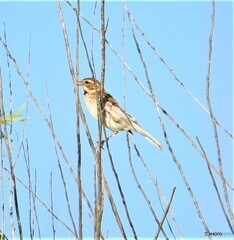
96 140 105 151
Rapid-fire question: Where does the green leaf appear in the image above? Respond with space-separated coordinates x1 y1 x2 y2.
0 103 26 124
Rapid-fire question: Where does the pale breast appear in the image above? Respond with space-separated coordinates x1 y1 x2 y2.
84 94 98 119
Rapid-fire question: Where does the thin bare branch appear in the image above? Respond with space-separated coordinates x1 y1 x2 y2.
205 0 234 226
155 187 176 239
103 179 127 239
94 0 105 238
50 173 56 239
0 66 6 240
104 132 138 239
24 142 36 238
75 0 83 238
128 136 169 239
1 29 23 240
196 137 234 234
121 1 127 110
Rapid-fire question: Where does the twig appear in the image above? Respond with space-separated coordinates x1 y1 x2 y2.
94 1 105 238
155 181 177 240
13 35 31 168
196 137 234 234
155 187 176 239
50 173 56 239
24 142 35 238
65 0 94 76
104 130 138 239
75 0 83 238
0 64 6 240
103 178 127 239
205 0 234 226
1 28 15 240
33 169 41 239
90 0 98 75
1 29 23 240
127 136 169 239
121 0 127 110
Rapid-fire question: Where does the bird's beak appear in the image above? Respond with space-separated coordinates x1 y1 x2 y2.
77 81 83 86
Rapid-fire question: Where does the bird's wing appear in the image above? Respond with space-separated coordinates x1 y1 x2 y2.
103 92 133 126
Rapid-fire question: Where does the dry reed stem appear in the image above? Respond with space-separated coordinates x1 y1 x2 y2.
155 187 176 239
196 137 234 233
205 0 234 226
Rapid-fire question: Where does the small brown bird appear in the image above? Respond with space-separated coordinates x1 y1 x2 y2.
78 77 163 150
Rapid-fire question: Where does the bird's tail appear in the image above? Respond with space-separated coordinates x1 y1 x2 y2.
131 120 163 150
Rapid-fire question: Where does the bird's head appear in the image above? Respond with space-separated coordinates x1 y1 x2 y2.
77 78 101 93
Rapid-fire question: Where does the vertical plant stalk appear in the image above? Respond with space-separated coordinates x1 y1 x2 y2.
104 133 138 239
1 30 23 240
103 179 127 239
75 0 83 239
121 0 127 110
0 31 15 239
50 173 56 239
205 0 234 226
0 67 6 240
95 0 105 238
23 141 42 238
25 144 34 239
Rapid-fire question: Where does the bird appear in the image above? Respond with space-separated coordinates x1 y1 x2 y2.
77 77 163 150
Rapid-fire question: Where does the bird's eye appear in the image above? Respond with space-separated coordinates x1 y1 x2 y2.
84 80 89 84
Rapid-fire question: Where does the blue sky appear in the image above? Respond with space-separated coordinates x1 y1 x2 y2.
0 0 233 239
